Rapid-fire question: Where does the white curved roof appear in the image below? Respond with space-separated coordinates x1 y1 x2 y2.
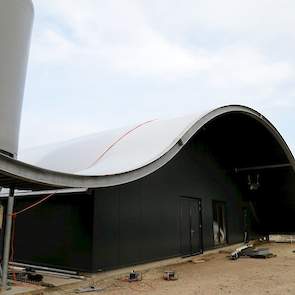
19 112 205 176
1 105 294 189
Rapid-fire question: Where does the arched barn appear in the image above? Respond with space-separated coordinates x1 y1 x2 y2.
1 105 294 272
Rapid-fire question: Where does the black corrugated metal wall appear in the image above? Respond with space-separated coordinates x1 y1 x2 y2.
92 138 246 271
10 137 247 272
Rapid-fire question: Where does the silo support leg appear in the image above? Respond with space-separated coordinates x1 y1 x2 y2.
1 187 15 290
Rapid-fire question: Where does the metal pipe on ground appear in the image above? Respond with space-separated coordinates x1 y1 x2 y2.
9 262 79 276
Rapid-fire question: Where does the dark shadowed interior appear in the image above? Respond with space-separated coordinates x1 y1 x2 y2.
195 112 295 234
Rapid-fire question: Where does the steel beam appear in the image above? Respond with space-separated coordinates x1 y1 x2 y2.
234 163 292 173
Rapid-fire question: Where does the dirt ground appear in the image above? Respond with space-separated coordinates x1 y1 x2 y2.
49 243 295 295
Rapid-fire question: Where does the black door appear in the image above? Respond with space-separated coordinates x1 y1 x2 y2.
180 197 203 256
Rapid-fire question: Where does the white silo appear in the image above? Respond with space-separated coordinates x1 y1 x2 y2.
0 0 34 158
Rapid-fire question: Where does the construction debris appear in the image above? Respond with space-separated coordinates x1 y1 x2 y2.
31 269 86 280
128 271 142 282
9 262 86 280
9 264 86 280
7 264 85 289
27 273 43 282
230 244 276 260
242 248 276 259
230 244 253 260
163 271 178 281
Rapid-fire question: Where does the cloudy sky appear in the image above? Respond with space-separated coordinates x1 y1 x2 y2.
19 0 295 152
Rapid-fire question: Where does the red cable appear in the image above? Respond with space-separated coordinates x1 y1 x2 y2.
12 193 55 217
9 193 55 281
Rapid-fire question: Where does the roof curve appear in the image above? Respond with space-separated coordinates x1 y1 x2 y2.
1 105 294 189
19 113 203 176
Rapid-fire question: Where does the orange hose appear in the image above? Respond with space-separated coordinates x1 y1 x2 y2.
9 193 56 282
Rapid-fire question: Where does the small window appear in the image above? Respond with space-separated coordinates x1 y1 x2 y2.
213 201 227 246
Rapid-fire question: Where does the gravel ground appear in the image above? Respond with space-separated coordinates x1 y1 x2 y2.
52 243 295 295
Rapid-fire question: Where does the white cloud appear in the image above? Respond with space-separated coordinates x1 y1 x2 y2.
30 0 295 80
31 1 210 78
19 0 295 151
140 0 295 36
